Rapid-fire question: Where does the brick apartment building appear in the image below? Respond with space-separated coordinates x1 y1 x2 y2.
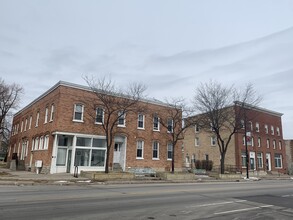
7 81 182 174
184 104 287 174
285 140 293 174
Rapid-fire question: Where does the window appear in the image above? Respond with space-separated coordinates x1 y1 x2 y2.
36 111 40 127
251 137 254 147
240 120 245 129
211 136 216 146
56 148 67 166
279 141 282 150
273 140 276 149
29 115 32 129
136 140 144 159
167 119 173 133
118 111 126 127
167 143 173 160
205 154 209 161
24 118 28 131
76 137 91 147
276 127 280 136
210 123 215 131
257 153 263 168
95 107 104 124
195 137 200 146
44 135 49 150
44 107 48 124
73 104 84 121
271 126 274 135
242 136 246 145
266 139 270 148
153 115 160 131
137 114 145 129
274 154 282 168
50 104 55 121
152 141 159 159
20 120 23 132
195 124 200 133
34 137 39 150
257 137 261 147
249 121 253 131
255 122 259 132
39 136 44 150
31 138 35 151
241 152 247 167
265 125 268 134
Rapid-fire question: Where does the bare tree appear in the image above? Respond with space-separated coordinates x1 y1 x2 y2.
0 78 23 149
158 97 194 173
193 81 261 174
84 76 146 173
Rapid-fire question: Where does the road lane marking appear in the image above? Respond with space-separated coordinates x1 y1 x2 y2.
214 205 273 215
188 200 247 208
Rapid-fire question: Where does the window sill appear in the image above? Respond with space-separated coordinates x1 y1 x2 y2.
118 125 126 128
136 157 144 160
167 159 172 161
153 129 160 132
73 120 84 123
152 158 160 160
137 127 145 130
95 122 103 125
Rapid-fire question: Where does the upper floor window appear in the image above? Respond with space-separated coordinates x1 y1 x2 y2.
136 140 144 159
271 126 274 135
276 127 280 136
257 137 261 147
44 107 49 124
240 120 245 129
167 143 173 160
50 104 55 121
249 121 253 131
265 125 268 134
279 141 282 150
137 114 145 129
20 120 23 132
152 141 159 159
29 115 32 129
273 140 276 149
255 122 260 132
211 136 216 146
73 104 84 121
35 111 40 127
167 119 173 133
195 124 200 133
24 118 28 131
195 137 200 146
266 139 270 148
153 115 160 131
118 111 126 127
95 107 104 124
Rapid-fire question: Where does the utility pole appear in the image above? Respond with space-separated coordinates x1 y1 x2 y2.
244 114 249 179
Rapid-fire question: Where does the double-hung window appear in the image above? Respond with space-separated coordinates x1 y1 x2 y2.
167 143 173 160
118 111 126 127
50 104 55 121
153 115 159 131
152 141 159 159
257 153 263 168
73 104 84 121
136 140 144 159
274 154 282 168
211 136 216 146
44 107 48 124
138 114 145 129
35 112 40 127
95 107 104 124
167 119 173 133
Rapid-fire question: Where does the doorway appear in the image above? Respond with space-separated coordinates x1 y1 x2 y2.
66 150 72 173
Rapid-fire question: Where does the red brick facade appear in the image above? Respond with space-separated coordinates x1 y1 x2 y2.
8 81 182 174
183 105 287 174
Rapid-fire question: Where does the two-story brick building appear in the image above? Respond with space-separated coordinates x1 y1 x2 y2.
184 104 286 174
7 81 182 174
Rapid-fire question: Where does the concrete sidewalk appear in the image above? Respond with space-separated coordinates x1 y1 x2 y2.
0 167 91 185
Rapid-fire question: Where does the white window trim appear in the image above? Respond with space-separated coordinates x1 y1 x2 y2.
195 137 200 146
152 141 160 160
73 104 84 122
153 116 160 131
137 114 145 130
95 107 104 125
136 140 144 159
50 104 55 122
44 107 49 124
167 119 173 133
117 111 126 127
35 112 40 127
255 122 260 132
167 143 173 161
211 137 216 146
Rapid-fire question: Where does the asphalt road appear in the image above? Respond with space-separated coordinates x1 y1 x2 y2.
1 180 293 219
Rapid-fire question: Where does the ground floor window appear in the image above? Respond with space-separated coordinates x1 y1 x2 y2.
167 143 173 160
257 152 263 168
274 154 282 168
57 148 67 166
91 149 106 166
241 152 246 168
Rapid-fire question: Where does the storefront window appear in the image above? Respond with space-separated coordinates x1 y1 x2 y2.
91 150 106 166
75 149 90 166
57 148 67 166
76 137 91 147
93 139 106 148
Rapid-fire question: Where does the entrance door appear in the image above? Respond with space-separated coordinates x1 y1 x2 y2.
66 150 72 173
266 153 271 171
113 143 122 163
250 152 256 170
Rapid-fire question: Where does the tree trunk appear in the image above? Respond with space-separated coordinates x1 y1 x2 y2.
220 153 225 174
105 146 110 173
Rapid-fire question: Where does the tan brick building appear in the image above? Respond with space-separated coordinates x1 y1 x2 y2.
184 105 287 174
7 81 182 174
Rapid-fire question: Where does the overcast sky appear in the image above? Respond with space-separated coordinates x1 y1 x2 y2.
1 0 293 138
